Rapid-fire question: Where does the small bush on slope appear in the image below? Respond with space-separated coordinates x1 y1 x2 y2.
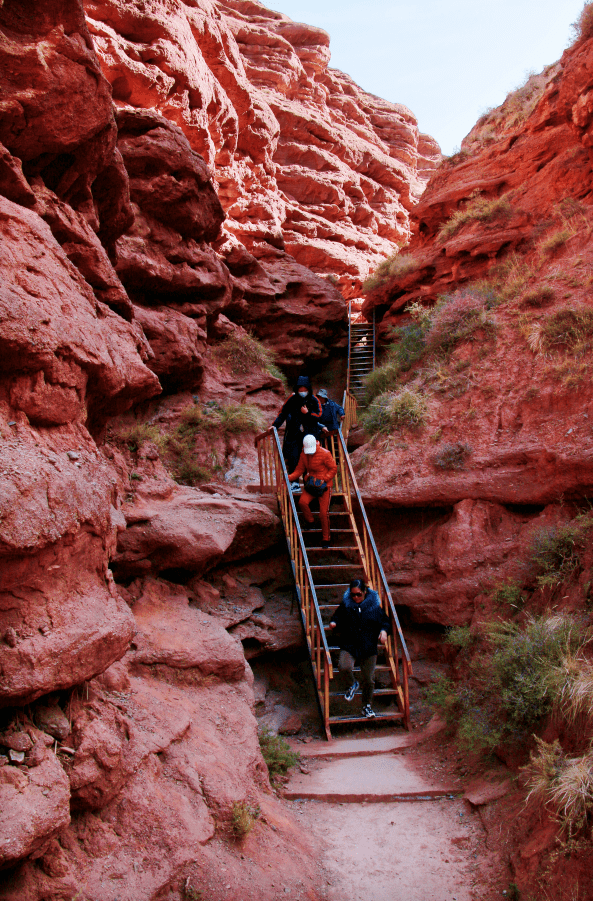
438 191 513 242
362 252 422 294
426 614 593 753
213 331 286 388
258 727 299 785
363 289 495 403
361 387 427 435
571 2 593 43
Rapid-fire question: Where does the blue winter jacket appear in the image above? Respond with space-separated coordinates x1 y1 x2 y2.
319 398 345 431
331 588 391 661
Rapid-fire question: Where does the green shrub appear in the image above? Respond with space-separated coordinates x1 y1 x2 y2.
425 615 592 752
363 320 428 402
430 442 471 470
363 361 401 403
529 515 593 588
446 625 474 648
117 422 163 453
362 252 421 294
231 800 261 839
571 2 593 43
422 674 458 722
362 387 426 435
218 403 265 434
214 332 286 387
173 458 214 486
491 579 526 612
487 616 591 731
258 727 299 784
438 191 512 243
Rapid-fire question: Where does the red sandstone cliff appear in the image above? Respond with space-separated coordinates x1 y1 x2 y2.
355 29 593 899
356 35 593 627
84 0 440 298
0 0 438 895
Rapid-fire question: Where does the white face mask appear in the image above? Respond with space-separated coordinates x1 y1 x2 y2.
298 391 308 398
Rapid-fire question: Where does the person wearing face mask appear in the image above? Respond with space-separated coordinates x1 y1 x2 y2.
328 578 391 718
271 376 322 489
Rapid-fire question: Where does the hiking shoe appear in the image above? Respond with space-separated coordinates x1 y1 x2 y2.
362 704 376 719
344 680 359 702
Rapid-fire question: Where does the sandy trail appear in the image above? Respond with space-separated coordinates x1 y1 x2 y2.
285 733 501 901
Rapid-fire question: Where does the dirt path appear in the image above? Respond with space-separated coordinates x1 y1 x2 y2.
285 728 507 901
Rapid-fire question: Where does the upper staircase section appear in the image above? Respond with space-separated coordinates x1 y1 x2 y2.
347 302 375 406
255 395 411 740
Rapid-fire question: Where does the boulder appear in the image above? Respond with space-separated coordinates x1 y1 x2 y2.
0 750 70 869
113 485 281 578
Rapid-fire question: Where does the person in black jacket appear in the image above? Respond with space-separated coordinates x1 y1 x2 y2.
272 376 322 487
328 578 391 718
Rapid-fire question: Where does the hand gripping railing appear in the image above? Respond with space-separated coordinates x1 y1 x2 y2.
335 429 413 726
255 427 334 737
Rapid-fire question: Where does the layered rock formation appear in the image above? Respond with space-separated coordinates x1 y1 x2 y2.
85 0 440 296
0 0 439 893
353 30 593 898
357 35 593 626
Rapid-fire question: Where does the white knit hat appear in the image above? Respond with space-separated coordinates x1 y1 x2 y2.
303 434 317 454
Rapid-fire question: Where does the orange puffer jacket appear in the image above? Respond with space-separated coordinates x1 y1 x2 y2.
288 444 338 485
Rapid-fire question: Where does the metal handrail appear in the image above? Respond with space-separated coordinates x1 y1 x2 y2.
255 427 333 734
341 388 358 441
336 430 412 724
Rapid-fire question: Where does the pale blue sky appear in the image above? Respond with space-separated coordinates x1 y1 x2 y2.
270 0 587 154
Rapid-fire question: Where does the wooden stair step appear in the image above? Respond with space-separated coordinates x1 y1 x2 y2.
306 546 356 551
329 688 399 698
328 712 404 724
314 583 351 589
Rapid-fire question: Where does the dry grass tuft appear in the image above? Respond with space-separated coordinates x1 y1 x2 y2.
438 191 512 242
213 332 286 387
526 738 593 834
362 252 422 294
362 387 427 435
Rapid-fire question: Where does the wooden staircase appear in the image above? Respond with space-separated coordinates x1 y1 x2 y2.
347 302 375 406
255 394 412 740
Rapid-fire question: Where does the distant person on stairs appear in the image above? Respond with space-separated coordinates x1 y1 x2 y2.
318 388 345 448
272 376 322 489
328 578 391 718
287 434 337 548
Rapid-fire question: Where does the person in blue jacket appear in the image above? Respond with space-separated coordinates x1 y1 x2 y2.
272 376 322 487
328 578 391 718
318 388 345 448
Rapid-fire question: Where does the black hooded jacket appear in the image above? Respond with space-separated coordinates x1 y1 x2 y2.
272 376 322 437
331 588 392 660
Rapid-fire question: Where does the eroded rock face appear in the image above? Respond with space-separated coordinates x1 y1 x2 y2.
0 582 323 899
0 747 70 869
362 41 593 326
355 33 593 632
86 0 439 296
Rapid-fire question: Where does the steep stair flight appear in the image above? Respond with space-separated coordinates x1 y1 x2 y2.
255 393 412 740
347 302 375 406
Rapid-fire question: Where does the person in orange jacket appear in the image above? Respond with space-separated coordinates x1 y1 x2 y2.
287 434 338 548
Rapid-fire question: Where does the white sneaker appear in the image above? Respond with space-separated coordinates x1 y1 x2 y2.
291 482 301 493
